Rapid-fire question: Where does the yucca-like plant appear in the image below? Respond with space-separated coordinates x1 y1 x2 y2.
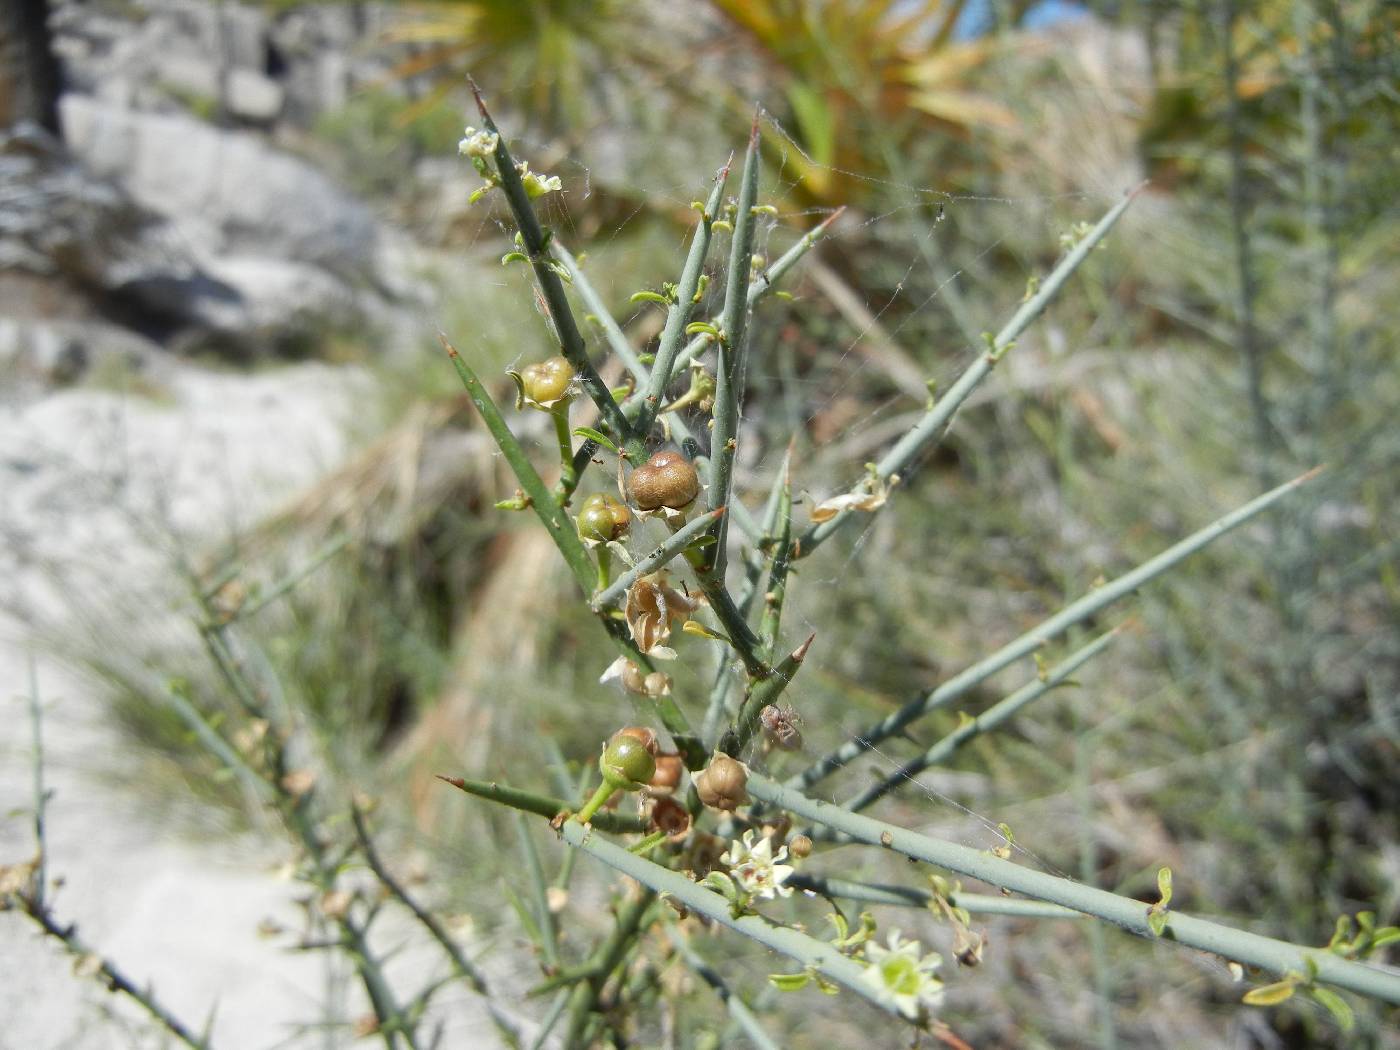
438 89 1400 1047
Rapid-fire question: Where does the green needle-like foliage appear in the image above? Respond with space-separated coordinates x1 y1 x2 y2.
435 97 1381 1049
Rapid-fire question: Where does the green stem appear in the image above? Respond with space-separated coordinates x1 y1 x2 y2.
636 165 731 437
590 507 726 609
443 336 596 593
595 545 612 592
791 467 1322 791
551 405 579 504
757 466 793 662
517 812 561 969
696 573 768 677
746 772 1400 1006
667 928 782 1050
556 820 902 1016
575 780 618 827
20 901 211 1049
724 633 814 757
436 774 646 835
707 114 763 579
703 449 793 746
785 874 1083 919
560 891 657 1048
471 85 637 452
841 626 1122 814
795 186 1144 558
553 241 652 387
446 336 706 768
350 807 520 1047
216 532 351 625
662 208 845 380
627 830 669 856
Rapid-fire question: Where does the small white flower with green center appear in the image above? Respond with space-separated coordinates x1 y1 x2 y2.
457 127 499 159
515 161 563 198
720 830 794 901
860 931 944 1020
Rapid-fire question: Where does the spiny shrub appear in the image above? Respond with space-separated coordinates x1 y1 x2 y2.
438 86 1399 1048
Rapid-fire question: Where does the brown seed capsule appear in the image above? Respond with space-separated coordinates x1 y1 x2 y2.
627 450 700 511
694 754 749 812
649 795 692 841
788 834 813 860
648 752 684 794
624 573 699 654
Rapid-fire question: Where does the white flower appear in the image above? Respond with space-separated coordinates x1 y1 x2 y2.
457 127 499 158
515 161 563 198
720 830 794 900
859 931 944 1020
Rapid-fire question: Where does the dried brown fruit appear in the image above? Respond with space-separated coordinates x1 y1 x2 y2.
628 450 700 511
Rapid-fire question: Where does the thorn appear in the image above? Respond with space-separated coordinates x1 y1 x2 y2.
791 632 816 663
468 76 488 115
1296 464 1327 484
817 206 846 232
749 106 762 145
435 774 467 790
437 332 459 358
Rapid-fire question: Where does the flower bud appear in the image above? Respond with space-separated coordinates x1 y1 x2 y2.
788 834 813 860
576 492 631 543
648 753 684 794
694 754 749 812
512 355 575 409
627 450 700 511
600 732 656 789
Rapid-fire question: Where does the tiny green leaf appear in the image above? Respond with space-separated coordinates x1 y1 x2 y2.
1310 987 1354 1031
1242 980 1297 1006
1370 927 1400 950
630 291 671 306
572 427 619 454
1157 867 1173 909
769 972 812 992
1147 910 1169 937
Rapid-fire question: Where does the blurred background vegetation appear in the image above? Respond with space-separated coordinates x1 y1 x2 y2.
17 0 1398 1045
